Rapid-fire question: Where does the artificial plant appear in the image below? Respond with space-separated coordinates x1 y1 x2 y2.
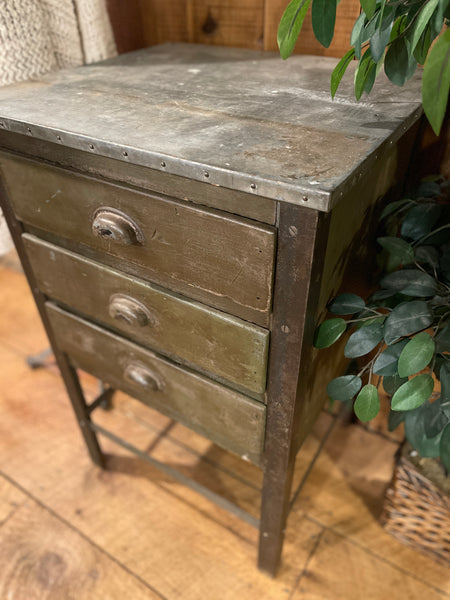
314 178 450 471
278 0 450 134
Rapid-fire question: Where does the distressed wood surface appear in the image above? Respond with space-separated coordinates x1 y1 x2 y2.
1 154 276 326
0 477 160 600
24 235 269 396
46 303 266 464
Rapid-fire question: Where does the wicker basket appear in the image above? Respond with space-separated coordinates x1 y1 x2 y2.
381 452 450 566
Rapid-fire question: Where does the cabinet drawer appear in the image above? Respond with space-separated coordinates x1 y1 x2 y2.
24 235 269 396
46 303 266 465
1 154 276 326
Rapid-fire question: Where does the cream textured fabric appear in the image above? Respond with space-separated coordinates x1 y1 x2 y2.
0 0 117 253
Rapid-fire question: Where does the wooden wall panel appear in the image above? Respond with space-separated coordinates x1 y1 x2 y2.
264 0 361 57
106 0 146 54
186 0 264 49
138 0 189 46
107 1 361 58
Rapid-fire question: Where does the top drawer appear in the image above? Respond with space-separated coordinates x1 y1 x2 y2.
0 154 276 326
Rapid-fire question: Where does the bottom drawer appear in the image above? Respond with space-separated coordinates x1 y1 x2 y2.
46 303 266 465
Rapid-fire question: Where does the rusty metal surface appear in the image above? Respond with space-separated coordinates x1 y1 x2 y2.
0 43 422 212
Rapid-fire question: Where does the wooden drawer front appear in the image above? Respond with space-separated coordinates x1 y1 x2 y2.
1 154 276 326
24 235 269 396
46 303 266 465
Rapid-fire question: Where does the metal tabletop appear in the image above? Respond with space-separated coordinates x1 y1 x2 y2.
0 43 423 211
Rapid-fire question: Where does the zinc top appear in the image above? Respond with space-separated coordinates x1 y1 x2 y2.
0 43 422 212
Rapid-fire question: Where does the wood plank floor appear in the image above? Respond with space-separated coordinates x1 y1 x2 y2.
0 255 449 599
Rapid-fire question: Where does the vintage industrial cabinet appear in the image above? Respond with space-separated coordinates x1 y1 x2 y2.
0 44 422 575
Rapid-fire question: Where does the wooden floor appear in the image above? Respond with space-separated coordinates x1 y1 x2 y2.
0 255 449 599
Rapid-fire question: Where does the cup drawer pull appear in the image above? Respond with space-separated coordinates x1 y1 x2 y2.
91 207 144 246
108 294 154 327
123 363 164 391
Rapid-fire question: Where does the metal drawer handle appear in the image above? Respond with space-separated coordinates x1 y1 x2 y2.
109 294 154 327
123 363 164 391
91 207 144 246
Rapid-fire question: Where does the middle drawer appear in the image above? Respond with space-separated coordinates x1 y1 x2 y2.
24 234 269 397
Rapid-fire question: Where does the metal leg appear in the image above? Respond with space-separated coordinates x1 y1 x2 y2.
26 347 53 369
257 204 331 576
0 179 105 469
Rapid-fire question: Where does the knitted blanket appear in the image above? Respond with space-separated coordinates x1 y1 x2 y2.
0 0 117 253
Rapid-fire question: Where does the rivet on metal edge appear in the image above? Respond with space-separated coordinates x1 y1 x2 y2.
203 171 210 178
89 144 95 150
302 196 308 202
250 183 257 190
288 225 297 237
123 151 128 157
56 135 61 141
281 325 290 334
160 161 166 168
27 127 32 134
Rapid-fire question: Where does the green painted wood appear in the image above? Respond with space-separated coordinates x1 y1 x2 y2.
0 132 278 225
46 303 266 465
24 234 269 396
1 154 276 326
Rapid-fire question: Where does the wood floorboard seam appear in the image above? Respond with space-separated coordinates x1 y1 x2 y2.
288 528 326 600
0 504 23 529
303 514 450 597
0 471 170 600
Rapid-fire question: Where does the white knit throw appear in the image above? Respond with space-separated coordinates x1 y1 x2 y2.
0 0 117 253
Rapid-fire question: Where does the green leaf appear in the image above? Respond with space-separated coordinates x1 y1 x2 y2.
331 48 356 98
377 236 415 270
351 12 366 59
354 384 380 421
397 332 435 377
355 48 377 100
435 323 450 355
278 0 313 59
414 22 433 65
440 423 450 472
405 405 443 457
380 269 438 297
401 203 442 241
441 363 450 401
344 321 384 358
373 340 408 376
314 318 346 348
384 36 410 86
328 293 365 315
380 198 412 220
383 374 409 395
384 301 433 345
415 245 440 268
422 28 450 135
327 375 362 401
360 0 376 20
391 374 435 410
423 399 449 438
370 15 394 62
409 0 440 55
312 0 337 48
388 408 406 431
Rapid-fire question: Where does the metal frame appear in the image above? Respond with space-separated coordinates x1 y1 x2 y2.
0 175 336 577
